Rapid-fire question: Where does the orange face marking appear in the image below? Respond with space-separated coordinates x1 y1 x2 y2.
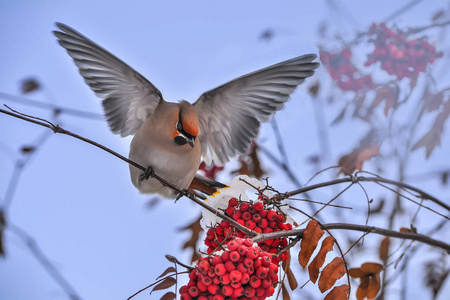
171 129 179 139
182 119 199 137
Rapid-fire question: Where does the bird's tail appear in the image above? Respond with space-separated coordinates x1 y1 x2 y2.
189 174 228 199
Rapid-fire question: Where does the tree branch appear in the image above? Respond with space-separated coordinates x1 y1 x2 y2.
252 222 450 253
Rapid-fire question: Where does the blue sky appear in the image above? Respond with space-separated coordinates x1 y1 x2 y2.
1 1 449 299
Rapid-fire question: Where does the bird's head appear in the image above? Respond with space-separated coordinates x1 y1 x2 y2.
172 101 199 148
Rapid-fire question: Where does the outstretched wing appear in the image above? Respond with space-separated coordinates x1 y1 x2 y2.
54 23 163 136
194 54 319 165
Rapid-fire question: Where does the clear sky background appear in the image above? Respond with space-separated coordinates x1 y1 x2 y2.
1 1 449 300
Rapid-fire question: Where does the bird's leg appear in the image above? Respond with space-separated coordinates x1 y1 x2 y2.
139 166 155 182
176 189 194 201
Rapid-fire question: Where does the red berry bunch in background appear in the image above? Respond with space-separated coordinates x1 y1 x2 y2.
320 48 374 92
365 22 443 79
204 198 292 264
179 238 278 300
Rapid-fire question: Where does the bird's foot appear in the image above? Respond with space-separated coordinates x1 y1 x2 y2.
176 189 194 201
139 166 155 182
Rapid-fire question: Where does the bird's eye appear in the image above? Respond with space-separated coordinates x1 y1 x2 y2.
177 121 183 132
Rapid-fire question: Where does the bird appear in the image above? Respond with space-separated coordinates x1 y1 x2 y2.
53 23 319 199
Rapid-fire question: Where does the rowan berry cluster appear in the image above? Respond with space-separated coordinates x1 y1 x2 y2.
179 238 278 300
365 22 443 79
320 48 373 92
204 197 292 264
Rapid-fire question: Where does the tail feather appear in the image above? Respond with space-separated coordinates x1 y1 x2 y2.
189 174 227 198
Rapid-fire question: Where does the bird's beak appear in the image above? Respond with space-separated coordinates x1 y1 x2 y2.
186 136 195 148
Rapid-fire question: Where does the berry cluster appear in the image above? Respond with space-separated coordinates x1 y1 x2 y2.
320 48 374 92
204 198 292 264
199 161 224 179
179 238 278 300
365 23 443 79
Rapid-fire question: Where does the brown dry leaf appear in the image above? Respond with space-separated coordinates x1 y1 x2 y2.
282 283 291 300
309 81 320 97
379 236 390 261
399 227 411 233
339 142 380 175
413 101 450 158
349 262 383 300
21 78 40 94
179 215 203 263
299 220 324 268
151 277 177 293
370 86 399 116
160 292 176 300
283 254 298 290
156 267 176 280
324 284 350 300
432 9 446 21
425 256 450 298
423 92 444 112
318 257 347 293
309 236 335 283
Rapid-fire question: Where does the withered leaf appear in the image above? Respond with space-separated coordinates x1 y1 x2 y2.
282 283 291 300
425 257 450 298
299 220 324 268
151 277 176 293
318 257 346 293
339 142 380 175
324 284 350 300
379 236 390 261
355 274 381 300
160 292 176 300
156 267 176 280
179 214 203 263
21 78 40 94
309 236 335 283
283 255 298 291
370 86 399 116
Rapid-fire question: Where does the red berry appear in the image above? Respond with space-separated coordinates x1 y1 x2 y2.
259 209 268 218
265 286 275 297
252 213 261 222
232 286 244 298
208 266 216 278
257 266 269 279
244 285 256 297
225 206 235 216
215 263 226 276
249 275 261 288
229 198 239 207
242 211 252 221
246 247 259 259
197 280 207 292
227 240 238 251
243 257 253 268
230 269 243 283
220 220 230 228
256 286 266 296
225 260 236 272
245 220 256 230
222 285 234 296
261 276 272 288
253 201 264 211
233 210 242 220
211 255 223 266
180 293 192 300
237 262 248 274
188 286 199 297
202 275 212 286
244 238 253 247
238 245 248 255
240 202 250 212
219 273 230 285
267 210 277 221
221 251 230 262
241 272 250 284
230 251 241 262
213 295 224 300
258 218 269 229
208 284 220 295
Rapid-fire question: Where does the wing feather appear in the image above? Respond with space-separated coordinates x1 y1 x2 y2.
54 23 163 136
194 54 319 165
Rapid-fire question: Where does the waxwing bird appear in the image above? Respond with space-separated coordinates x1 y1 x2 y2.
53 23 319 198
